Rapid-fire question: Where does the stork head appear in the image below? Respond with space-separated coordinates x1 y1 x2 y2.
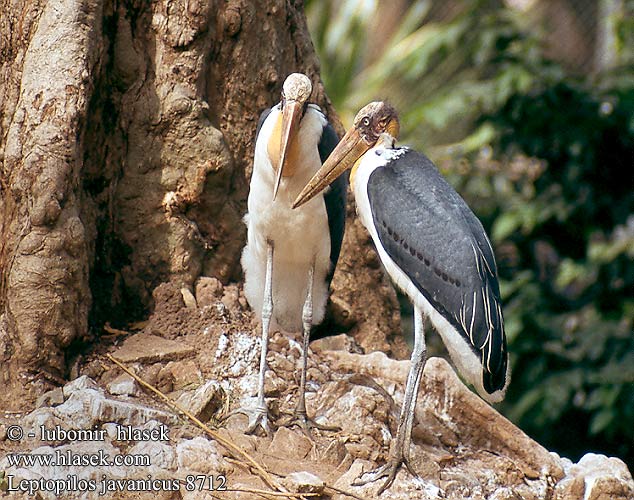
272 73 313 200
293 101 399 208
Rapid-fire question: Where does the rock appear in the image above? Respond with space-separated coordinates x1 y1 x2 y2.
214 427 258 454
21 407 71 445
156 365 175 393
325 349 409 383
129 439 177 471
180 287 197 309
282 471 325 494
107 373 140 396
3 294 631 500
164 360 203 390
488 488 520 500
195 276 224 307
313 379 392 451
46 388 177 432
1 441 129 500
554 453 634 500
175 380 223 421
220 287 240 311
36 387 65 408
266 427 313 461
325 352 565 483
113 333 195 363
310 333 362 353
315 437 350 467
417 358 564 482
329 295 356 330
62 375 99 398
176 436 227 474
141 363 162 387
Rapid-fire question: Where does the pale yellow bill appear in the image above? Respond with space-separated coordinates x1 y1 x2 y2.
273 100 303 200
292 127 370 208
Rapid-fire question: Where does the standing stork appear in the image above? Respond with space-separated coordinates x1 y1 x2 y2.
293 102 509 493
239 73 347 435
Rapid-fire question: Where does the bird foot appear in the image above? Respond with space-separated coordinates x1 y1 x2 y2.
352 453 419 495
223 404 273 436
280 409 340 439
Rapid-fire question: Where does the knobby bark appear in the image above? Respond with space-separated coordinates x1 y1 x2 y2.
0 0 403 406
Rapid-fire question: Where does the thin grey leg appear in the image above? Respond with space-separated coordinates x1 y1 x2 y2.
295 262 314 422
354 306 427 494
401 307 427 475
240 241 274 435
284 261 339 436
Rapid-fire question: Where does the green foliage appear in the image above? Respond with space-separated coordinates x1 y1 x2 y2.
478 72 634 461
306 0 634 466
307 0 548 146
614 0 634 65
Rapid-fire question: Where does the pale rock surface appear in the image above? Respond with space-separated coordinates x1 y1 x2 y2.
281 470 326 494
175 380 223 420
113 333 196 363
162 359 203 391
180 288 198 309
554 452 634 500
176 436 227 475
35 388 64 408
2 329 632 500
107 373 141 396
266 427 313 461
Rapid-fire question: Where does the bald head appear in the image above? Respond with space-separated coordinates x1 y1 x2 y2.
282 73 312 103
353 101 400 144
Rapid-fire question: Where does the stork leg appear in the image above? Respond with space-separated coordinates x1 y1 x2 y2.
226 241 275 435
353 306 427 494
294 262 314 432
249 240 275 434
285 260 339 437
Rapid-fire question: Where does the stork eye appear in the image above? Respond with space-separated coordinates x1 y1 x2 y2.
362 117 371 127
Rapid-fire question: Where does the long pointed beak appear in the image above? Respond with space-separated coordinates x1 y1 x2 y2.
292 127 371 208
273 100 303 200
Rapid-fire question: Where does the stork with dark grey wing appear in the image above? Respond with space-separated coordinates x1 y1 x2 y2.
236 73 347 436
293 101 508 493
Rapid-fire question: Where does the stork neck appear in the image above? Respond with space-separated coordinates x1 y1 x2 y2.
349 156 364 189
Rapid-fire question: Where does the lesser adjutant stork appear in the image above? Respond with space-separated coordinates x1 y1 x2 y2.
239 73 347 434
293 101 509 493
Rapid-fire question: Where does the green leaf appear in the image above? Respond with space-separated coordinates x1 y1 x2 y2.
590 409 616 435
492 211 521 241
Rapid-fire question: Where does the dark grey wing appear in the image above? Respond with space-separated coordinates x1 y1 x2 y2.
319 122 348 283
367 149 507 393
255 107 274 145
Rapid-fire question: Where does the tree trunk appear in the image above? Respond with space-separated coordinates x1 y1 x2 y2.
0 0 403 407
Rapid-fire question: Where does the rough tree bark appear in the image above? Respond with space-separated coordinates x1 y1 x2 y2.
0 0 404 407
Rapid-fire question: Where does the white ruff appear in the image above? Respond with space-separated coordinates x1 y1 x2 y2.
241 105 331 332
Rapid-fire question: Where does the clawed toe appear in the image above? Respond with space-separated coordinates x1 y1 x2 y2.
223 405 273 436
280 410 340 438
352 454 419 495
352 462 397 495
